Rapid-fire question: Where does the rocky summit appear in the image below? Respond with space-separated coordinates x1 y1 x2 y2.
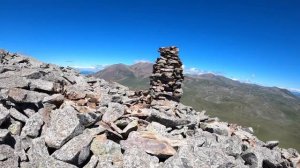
0 48 299 168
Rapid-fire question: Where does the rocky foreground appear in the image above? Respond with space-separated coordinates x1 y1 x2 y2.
0 49 299 168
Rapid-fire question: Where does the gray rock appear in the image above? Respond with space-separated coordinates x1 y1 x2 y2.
83 155 98 168
241 146 285 168
0 104 10 126
0 76 29 89
52 129 100 166
148 109 190 127
91 134 123 167
29 79 54 92
23 108 35 117
78 112 102 127
0 145 18 168
123 148 159 168
28 138 77 168
8 88 48 104
0 129 9 142
21 113 44 138
102 102 124 123
162 145 236 168
9 108 28 122
263 140 279 149
45 105 84 148
42 93 64 107
202 121 230 136
120 131 177 158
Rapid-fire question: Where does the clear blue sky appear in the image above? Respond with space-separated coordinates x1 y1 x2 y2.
1 0 299 90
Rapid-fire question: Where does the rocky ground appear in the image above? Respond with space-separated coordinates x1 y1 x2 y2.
0 49 299 168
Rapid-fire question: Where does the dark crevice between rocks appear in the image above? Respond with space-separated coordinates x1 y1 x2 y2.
1 134 16 148
107 132 123 144
30 87 54 95
0 118 11 129
47 146 57 155
26 71 46 79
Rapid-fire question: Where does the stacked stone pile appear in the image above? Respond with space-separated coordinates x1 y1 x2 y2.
150 46 184 102
0 49 299 168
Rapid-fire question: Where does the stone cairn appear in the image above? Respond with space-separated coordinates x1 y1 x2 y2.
150 46 184 102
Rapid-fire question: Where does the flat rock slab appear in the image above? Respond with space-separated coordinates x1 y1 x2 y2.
8 88 48 104
120 131 177 158
148 110 190 127
45 105 84 149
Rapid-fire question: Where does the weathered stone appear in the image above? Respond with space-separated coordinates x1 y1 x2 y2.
148 109 190 127
91 134 123 167
29 79 54 92
45 105 84 148
162 145 238 168
42 94 64 107
0 145 18 168
123 148 159 168
21 113 44 138
83 155 98 168
65 85 87 100
102 102 124 123
28 138 77 168
8 88 48 104
52 129 99 166
120 131 177 157
0 104 9 126
0 77 29 89
202 121 230 136
78 112 102 127
8 120 22 135
263 140 279 149
9 108 28 122
0 129 9 142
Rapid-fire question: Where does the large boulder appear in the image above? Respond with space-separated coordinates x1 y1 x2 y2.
52 128 102 166
45 105 84 148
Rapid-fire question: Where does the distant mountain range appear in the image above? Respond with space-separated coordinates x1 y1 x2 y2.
291 91 300 98
88 62 300 151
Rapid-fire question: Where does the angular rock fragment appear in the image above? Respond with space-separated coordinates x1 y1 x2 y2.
102 102 124 123
21 113 44 138
52 129 99 166
0 77 29 89
29 79 54 92
123 148 159 168
0 145 18 168
120 131 177 157
8 120 22 135
148 109 190 127
91 134 123 167
28 138 77 168
42 94 64 107
9 108 28 122
263 140 279 150
45 105 84 148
